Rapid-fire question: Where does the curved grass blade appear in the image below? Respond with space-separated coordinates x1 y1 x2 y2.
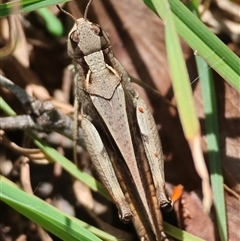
32 134 110 200
1 175 206 241
0 97 16 116
36 7 63 37
195 54 227 241
143 0 240 92
0 175 106 241
148 0 212 214
189 2 227 240
0 95 109 199
163 222 207 241
0 0 70 17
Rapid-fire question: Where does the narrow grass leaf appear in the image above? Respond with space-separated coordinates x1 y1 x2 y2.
0 96 109 199
36 8 63 37
0 96 17 116
149 0 199 140
195 55 227 241
147 0 212 213
163 222 207 241
0 0 70 17
32 135 110 200
0 176 103 241
143 0 240 92
188 2 227 240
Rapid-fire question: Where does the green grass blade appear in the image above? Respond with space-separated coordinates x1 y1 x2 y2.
1 171 206 241
0 95 109 200
0 96 17 116
36 8 63 37
150 0 199 139
195 55 227 241
1 175 207 241
0 0 65 37
142 0 228 239
189 2 227 240
0 0 70 17
0 175 104 241
146 0 212 236
146 0 213 220
31 134 110 200
143 0 240 92
163 222 207 241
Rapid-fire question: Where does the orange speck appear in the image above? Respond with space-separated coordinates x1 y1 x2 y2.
138 107 144 113
171 184 184 202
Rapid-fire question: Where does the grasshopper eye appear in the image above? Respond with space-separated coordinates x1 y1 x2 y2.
70 30 80 43
91 24 102 36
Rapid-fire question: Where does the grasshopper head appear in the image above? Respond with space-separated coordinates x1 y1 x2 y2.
67 18 111 59
57 1 111 59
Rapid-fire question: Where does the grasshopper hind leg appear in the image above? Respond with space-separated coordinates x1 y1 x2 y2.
81 116 133 222
136 97 173 211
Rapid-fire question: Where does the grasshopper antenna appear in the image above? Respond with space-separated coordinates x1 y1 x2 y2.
56 4 77 23
84 0 94 19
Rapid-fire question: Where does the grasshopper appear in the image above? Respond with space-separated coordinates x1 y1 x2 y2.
61 1 173 240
